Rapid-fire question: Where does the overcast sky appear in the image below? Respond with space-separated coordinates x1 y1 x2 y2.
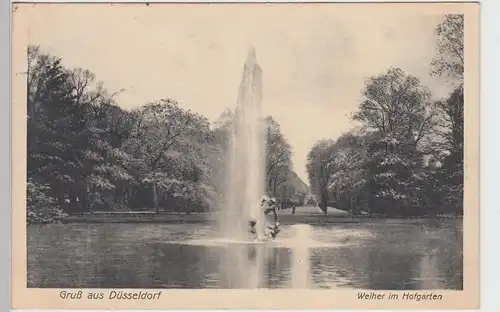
21 4 455 182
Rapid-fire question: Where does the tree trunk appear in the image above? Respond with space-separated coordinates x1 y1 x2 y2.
318 202 327 215
79 181 89 213
57 196 65 212
320 192 328 214
152 182 159 213
69 193 77 206
355 196 360 215
68 192 77 214
80 195 88 214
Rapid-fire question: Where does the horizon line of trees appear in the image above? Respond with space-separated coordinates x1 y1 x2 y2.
27 46 307 223
306 15 464 217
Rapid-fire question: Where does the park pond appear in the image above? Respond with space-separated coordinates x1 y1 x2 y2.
27 218 463 289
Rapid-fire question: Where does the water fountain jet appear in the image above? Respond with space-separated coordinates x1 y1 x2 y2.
219 46 266 241
215 46 267 288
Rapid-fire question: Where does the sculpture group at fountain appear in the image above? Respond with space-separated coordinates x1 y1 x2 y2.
248 196 281 241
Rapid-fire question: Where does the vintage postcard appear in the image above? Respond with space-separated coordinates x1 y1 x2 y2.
11 2 480 310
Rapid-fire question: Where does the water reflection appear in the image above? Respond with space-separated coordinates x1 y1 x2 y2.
27 220 463 289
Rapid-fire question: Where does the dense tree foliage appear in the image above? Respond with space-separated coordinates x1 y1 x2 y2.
430 14 464 80
306 15 464 217
264 116 299 208
306 139 336 214
27 15 463 222
26 46 307 223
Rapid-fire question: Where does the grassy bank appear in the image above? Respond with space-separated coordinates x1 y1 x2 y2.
61 206 350 224
59 206 460 225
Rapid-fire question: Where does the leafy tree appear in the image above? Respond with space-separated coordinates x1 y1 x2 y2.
123 100 213 213
352 68 437 149
27 45 134 218
27 46 105 214
430 14 464 80
435 85 464 152
350 68 439 215
306 139 336 214
27 178 67 223
264 116 293 202
304 19 465 218
431 85 464 214
427 14 464 215
327 130 369 214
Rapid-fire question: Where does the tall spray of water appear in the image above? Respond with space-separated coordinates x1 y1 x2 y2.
220 46 267 240
215 46 266 288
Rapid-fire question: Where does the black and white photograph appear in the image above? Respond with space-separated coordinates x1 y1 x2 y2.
12 2 479 309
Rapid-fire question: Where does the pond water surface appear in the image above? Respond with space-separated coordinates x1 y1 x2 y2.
27 219 463 289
